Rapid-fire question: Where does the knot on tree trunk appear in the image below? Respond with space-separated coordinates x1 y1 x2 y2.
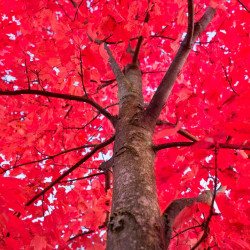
109 210 138 233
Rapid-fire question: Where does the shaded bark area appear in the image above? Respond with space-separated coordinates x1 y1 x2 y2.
107 66 165 249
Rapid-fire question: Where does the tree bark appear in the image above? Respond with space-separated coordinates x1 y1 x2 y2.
107 66 166 249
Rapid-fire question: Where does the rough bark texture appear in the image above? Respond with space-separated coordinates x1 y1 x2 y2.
107 66 165 249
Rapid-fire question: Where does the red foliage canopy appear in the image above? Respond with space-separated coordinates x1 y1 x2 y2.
0 0 249 249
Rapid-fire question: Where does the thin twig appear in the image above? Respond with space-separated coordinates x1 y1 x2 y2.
58 4 74 22
221 64 239 95
171 224 203 239
34 69 51 102
73 0 85 21
95 79 116 91
68 225 106 242
191 146 219 249
150 35 175 41
24 58 30 89
78 46 87 95
63 103 118 130
59 172 104 183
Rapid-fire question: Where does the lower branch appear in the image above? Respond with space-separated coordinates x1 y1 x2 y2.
163 185 225 248
25 135 115 206
0 144 96 174
153 142 250 151
191 147 219 249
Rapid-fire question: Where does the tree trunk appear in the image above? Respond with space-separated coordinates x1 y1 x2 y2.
106 7 216 248
106 66 165 249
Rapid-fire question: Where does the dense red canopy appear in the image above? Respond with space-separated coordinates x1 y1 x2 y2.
0 0 249 249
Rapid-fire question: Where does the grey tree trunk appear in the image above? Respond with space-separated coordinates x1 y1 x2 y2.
107 66 165 249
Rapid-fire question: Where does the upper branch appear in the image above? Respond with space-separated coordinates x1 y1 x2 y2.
86 32 131 101
132 36 144 65
0 89 116 125
186 0 194 47
132 12 150 65
103 43 131 101
25 135 115 206
145 7 216 123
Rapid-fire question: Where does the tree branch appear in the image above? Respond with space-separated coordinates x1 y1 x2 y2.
145 7 216 122
221 64 239 95
99 157 114 170
0 144 96 174
132 12 150 65
78 46 87 95
186 0 194 47
191 147 219 249
171 224 203 239
59 172 104 183
103 43 131 100
132 36 144 65
164 184 225 248
154 142 250 151
86 32 131 102
177 129 199 142
25 135 115 206
237 0 250 13
154 142 194 151
67 225 106 242
63 103 118 130
0 89 116 125
73 0 84 21
156 119 199 142
219 143 250 150
95 79 116 91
